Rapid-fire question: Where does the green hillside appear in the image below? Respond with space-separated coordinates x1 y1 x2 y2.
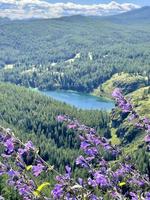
107 6 150 24
0 7 150 92
0 82 149 172
0 83 150 199
110 86 150 173
129 86 150 117
0 82 109 169
92 72 148 98
111 85 150 145
0 82 110 199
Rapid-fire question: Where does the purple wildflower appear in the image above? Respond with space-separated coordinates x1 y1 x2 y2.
88 177 97 187
4 138 14 154
144 134 150 143
80 141 90 150
129 192 138 200
32 164 45 177
24 141 35 150
145 192 150 200
89 194 99 200
76 155 88 168
93 172 109 187
51 184 64 199
65 165 71 178
78 178 83 186
57 115 66 122
67 124 77 129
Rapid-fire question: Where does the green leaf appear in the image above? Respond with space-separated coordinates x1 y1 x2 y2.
33 182 50 197
118 182 126 187
26 165 32 171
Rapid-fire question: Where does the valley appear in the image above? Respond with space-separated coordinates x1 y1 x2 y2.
0 7 150 93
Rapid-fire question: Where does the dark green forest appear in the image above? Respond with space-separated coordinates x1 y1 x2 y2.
0 82 150 199
0 7 150 92
0 82 110 199
0 82 109 169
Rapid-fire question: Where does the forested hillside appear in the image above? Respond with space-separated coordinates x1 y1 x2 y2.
0 82 109 169
0 83 150 199
0 82 110 199
92 72 148 98
0 7 150 92
107 6 150 24
1 82 149 173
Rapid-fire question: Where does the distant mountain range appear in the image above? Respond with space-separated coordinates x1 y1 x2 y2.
0 0 140 20
107 6 150 24
48 6 150 25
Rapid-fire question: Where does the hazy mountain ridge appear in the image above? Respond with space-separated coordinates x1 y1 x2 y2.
106 6 150 24
0 6 149 23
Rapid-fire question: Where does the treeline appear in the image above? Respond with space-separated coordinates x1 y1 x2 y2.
0 14 150 92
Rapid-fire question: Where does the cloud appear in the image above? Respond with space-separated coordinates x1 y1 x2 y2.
0 0 141 20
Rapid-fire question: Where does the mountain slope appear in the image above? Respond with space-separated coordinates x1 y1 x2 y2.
107 6 150 24
0 82 109 171
0 7 150 92
92 73 148 98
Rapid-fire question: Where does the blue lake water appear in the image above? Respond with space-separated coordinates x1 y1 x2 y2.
41 90 114 111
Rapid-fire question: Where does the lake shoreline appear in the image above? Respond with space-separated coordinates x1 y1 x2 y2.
30 87 113 102
38 89 115 111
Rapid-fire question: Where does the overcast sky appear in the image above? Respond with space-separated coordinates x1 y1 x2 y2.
46 0 150 6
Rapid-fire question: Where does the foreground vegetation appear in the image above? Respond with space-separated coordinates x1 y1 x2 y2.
0 86 150 199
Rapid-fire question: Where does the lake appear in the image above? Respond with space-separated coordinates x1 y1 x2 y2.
41 90 114 110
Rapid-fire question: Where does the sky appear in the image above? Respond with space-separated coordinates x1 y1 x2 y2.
0 0 148 20
46 0 150 6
